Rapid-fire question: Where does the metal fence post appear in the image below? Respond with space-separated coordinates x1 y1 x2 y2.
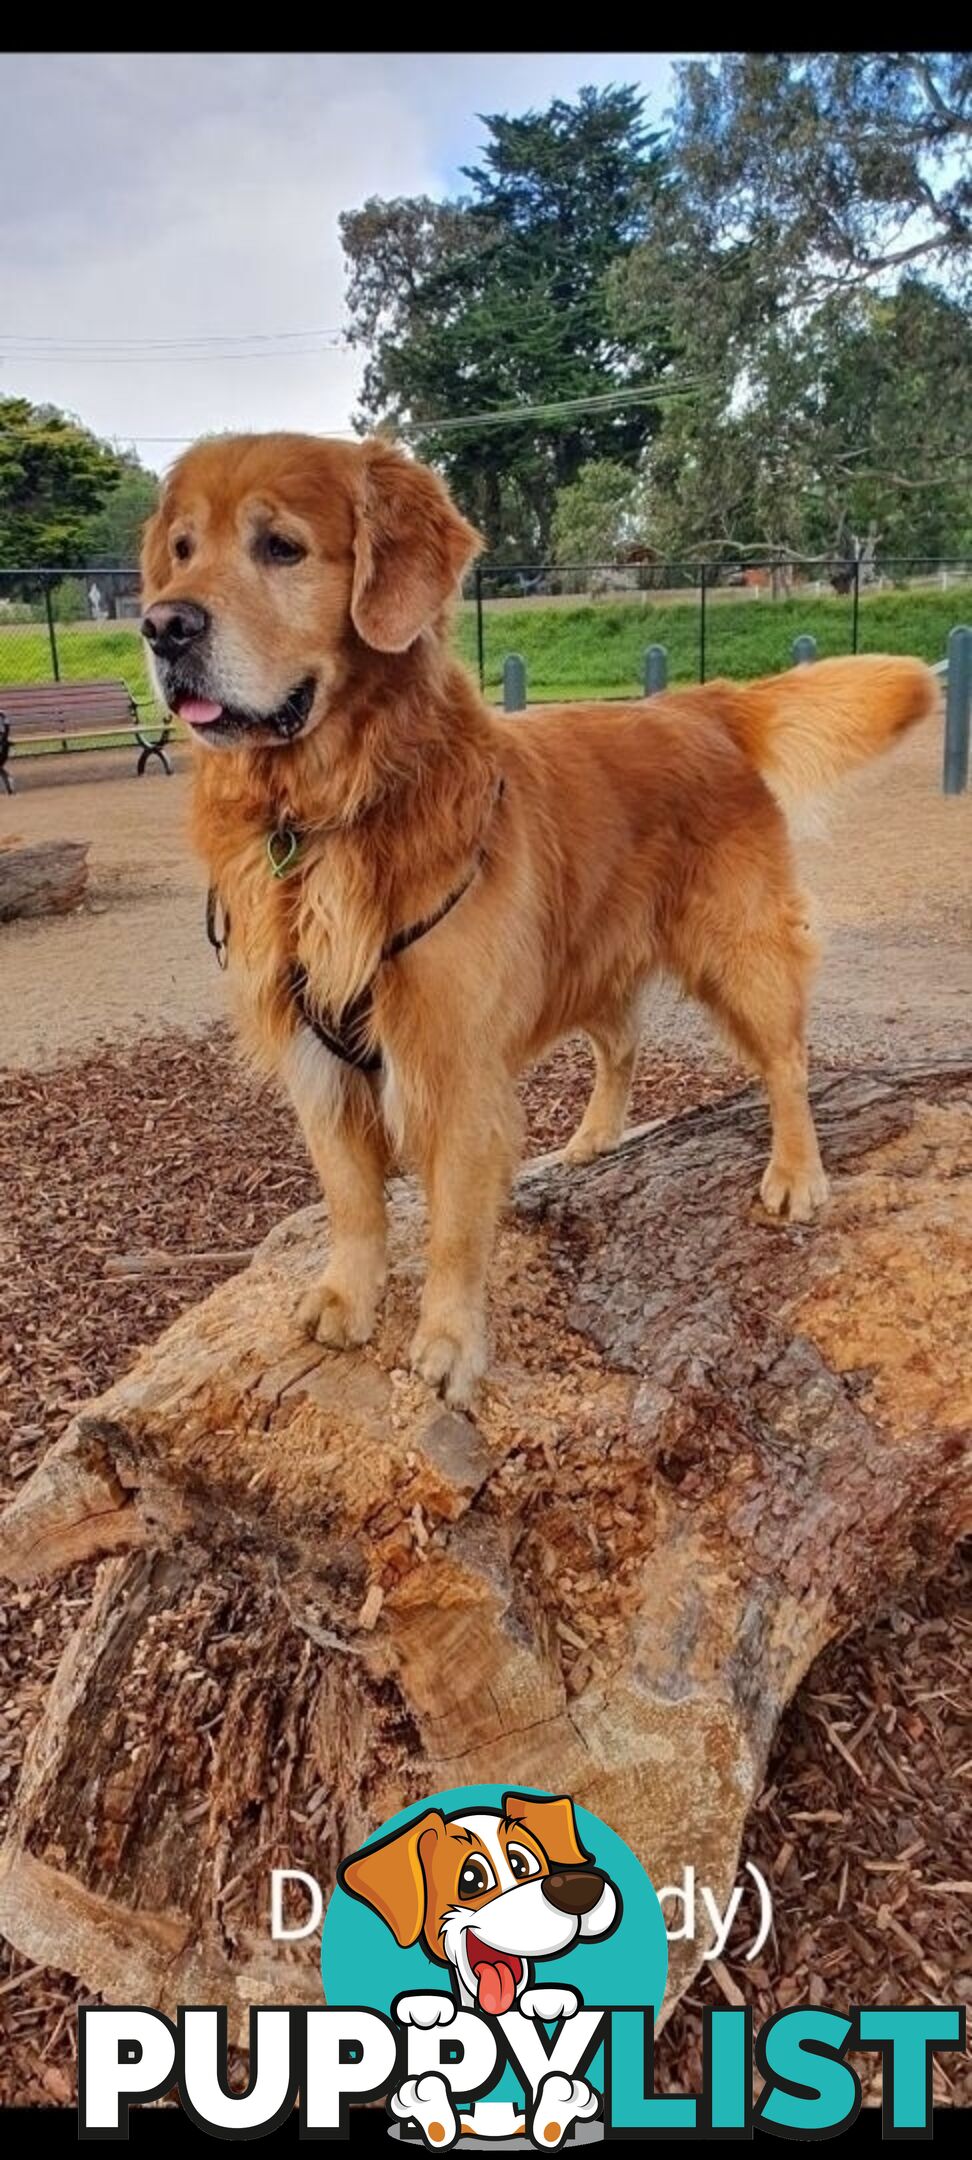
475 562 485 693
643 645 668 695
502 654 527 712
792 635 817 666
43 579 60 681
943 625 971 796
851 557 860 655
698 564 707 684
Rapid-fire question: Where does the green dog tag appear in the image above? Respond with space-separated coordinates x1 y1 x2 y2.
267 824 300 878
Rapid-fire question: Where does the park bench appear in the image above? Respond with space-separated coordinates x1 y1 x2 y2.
0 679 172 794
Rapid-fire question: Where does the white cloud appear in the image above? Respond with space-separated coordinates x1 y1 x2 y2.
0 53 678 470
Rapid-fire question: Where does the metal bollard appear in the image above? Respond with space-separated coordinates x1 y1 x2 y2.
943 625 971 796
792 635 817 666
502 654 527 713
643 644 668 696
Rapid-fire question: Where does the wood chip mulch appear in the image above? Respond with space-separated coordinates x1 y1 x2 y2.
0 1029 967 2106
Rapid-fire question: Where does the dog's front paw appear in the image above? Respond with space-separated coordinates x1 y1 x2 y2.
530 2073 599 2149
389 2072 458 2148
298 1276 377 1349
410 1320 486 1409
394 1992 457 2029
759 1157 830 1223
518 1985 580 2023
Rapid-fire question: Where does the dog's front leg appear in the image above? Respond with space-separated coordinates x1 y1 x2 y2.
411 1079 522 1409
284 1032 391 1349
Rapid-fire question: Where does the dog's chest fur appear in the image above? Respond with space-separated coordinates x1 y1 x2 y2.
214 827 386 1072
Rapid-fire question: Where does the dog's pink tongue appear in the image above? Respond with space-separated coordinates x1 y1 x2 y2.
179 698 223 727
476 1960 517 2016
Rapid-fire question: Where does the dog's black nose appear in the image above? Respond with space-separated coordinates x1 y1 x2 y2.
541 1869 605 1916
141 599 209 660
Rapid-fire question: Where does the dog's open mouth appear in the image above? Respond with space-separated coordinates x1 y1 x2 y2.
465 1932 524 2016
172 677 316 743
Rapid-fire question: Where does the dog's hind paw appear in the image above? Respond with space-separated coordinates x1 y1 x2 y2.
389 2073 458 2148
530 2073 599 2148
562 1123 621 1165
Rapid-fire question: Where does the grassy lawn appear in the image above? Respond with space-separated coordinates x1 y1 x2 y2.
1 587 964 742
456 585 966 700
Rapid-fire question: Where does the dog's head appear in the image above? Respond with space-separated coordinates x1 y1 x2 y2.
340 1792 620 2015
139 432 481 751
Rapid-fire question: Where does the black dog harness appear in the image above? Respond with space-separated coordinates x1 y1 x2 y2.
205 778 504 1074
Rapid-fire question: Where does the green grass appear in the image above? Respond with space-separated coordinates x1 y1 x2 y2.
1 588 963 741
456 585 964 701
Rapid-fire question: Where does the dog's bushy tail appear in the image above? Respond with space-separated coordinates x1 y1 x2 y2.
715 654 940 806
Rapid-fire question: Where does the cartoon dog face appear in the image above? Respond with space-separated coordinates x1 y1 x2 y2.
340 1792 620 2015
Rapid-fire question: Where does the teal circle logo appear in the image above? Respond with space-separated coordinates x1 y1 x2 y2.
321 1782 667 2121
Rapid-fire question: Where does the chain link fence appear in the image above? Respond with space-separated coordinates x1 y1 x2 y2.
464 556 972 701
0 568 150 702
2 559 970 715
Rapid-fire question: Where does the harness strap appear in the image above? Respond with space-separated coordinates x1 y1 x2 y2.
291 972 382 1074
205 886 229 969
205 775 504 1071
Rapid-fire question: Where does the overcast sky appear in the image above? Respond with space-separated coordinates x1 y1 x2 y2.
0 53 680 474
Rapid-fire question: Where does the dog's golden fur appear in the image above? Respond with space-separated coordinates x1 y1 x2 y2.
141 432 939 1406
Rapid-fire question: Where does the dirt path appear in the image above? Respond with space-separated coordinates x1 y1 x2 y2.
1 714 968 1071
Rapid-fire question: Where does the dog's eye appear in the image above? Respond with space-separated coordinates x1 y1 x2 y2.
507 1843 541 1882
457 1855 494 1899
172 535 192 563
261 532 306 566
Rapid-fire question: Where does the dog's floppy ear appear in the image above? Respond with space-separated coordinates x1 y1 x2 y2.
339 1808 446 1947
351 440 482 653
502 1792 592 1869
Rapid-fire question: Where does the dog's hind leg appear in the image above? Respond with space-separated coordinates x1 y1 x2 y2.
562 990 644 1165
669 884 829 1222
284 1033 391 1347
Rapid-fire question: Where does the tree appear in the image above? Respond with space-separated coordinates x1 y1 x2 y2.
340 87 670 557
550 459 645 567
636 280 972 566
0 397 127 573
802 280 972 561
617 53 970 340
614 56 972 564
81 462 159 565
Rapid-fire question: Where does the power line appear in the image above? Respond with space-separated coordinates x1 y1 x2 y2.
1 326 347 350
0 377 710 452
1 346 349 366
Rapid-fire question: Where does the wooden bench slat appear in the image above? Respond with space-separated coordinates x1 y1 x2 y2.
1 683 137 728
15 726 146 744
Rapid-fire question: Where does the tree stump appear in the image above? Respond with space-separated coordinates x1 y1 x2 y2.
0 840 89 922
0 1061 968 2044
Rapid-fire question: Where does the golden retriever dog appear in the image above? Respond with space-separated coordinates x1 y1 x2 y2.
140 434 937 1408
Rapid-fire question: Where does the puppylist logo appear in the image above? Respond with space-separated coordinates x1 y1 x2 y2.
78 1783 965 2143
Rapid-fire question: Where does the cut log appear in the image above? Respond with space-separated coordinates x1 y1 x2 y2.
0 1060 968 2046
0 839 89 922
